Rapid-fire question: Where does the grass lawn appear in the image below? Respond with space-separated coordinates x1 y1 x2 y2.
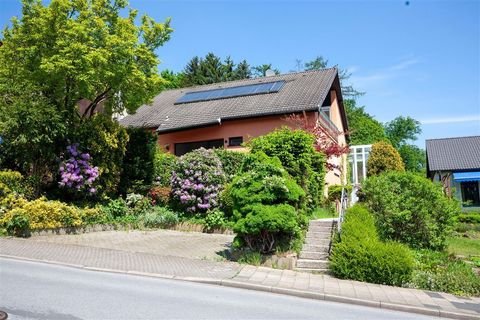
447 233 480 257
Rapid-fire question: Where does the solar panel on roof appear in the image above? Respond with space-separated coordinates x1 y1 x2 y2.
175 80 286 104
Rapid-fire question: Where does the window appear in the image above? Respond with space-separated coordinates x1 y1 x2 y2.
228 136 243 147
174 139 224 156
461 181 480 207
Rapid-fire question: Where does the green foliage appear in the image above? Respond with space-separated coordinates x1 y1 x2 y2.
230 152 305 253
100 198 129 219
367 141 405 176
237 251 262 266
204 209 227 231
153 148 177 187
330 205 414 286
327 184 352 202
384 116 421 149
4 211 29 237
457 213 480 224
141 206 179 228
233 204 300 253
213 149 247 180
411 250 480 296
119 128 157 195
398 144 426 173
362 171 460 249
0 0 173 118
181 53 256 87
171 148 225 214
0 171 27 197
73 115 129 197
248 128 325 208
344 100 387 145
0 92 67 192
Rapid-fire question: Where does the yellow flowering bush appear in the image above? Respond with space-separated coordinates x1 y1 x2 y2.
1 198 82 231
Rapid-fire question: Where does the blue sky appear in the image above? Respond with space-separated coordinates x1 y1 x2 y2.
1 0 479 147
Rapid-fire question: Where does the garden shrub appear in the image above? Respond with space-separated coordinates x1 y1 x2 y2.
125 193 152 216
0 198 83 233
457 213 480 224
73 114 129 197
362 171 460 249
410 250 480 296
171 148 225 214
80 207 109 225
330 205 414 286
213 149 247 180
233 204 300 253
148 186 171 206
0 170 34 199
327 184 352 202
100 198 129 219
118 128 157 195
153 148 177 187
204 209 227 231
248 128 326 208
230 152 305 253
366 141 404 176
141 206 179 228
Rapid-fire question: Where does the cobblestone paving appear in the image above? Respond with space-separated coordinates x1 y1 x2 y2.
28 229 234 261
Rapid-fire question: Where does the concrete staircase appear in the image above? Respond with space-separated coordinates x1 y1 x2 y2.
295 218 337 273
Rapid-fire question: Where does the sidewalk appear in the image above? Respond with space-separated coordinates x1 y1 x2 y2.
1 237 479 320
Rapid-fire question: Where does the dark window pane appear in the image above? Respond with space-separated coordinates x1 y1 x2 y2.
229 136 243 147
461 181 480 206
174 139 224 156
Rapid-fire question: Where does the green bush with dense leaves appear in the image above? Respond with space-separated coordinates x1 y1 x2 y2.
153 148 177 187
330 205 414 286
213 149 247 180
457 213 480 224
366 141 404 176
230 152 305 253
248 128 326 208
141 206 179 228
118 128 158 195
410 250 480 296
72 115 129 197
362 171 460 249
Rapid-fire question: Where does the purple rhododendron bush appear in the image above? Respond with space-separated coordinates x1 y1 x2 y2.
59 144 99 194
171 148 226 214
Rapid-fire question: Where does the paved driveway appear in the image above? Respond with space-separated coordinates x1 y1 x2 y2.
29 229 234 261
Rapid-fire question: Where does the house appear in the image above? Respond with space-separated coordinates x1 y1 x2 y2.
120 68 349 186
426 136 480 209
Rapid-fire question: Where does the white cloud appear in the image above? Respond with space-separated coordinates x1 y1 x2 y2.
420 115 480 125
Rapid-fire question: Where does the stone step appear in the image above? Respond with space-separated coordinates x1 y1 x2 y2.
294 267 329 274
304 238 331 246
307 226 333 233
299 251 329 260
296 259 329 269
309 221 336 227
301 244 330 253
305 231 332 239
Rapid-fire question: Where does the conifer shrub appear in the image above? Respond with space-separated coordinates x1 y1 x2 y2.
366 141 404 176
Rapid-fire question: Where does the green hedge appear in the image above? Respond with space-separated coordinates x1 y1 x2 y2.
213 149 247 180
330 205 414 286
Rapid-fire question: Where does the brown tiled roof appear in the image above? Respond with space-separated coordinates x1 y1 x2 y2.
119 68 345 133
426 136 480 171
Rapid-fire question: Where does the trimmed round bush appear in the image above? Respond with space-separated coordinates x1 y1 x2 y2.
362 171 460 249
367 141 404 176
171 148 225 214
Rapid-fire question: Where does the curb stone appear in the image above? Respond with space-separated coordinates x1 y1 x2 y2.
0 254 478 320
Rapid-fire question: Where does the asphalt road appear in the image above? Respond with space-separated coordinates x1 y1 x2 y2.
0 258 436 320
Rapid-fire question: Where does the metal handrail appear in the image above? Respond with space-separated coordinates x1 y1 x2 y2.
337 187 348 233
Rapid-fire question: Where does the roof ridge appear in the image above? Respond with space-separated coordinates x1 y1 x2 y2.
161 67 338 92
426 135 480 142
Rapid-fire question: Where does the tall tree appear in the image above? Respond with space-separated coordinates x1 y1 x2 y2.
384 116 425 173
302 56 364 98
344 100 387 145
0 0 173 119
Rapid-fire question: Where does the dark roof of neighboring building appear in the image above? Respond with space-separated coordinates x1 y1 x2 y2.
119 68 347 133
426 136 480 171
